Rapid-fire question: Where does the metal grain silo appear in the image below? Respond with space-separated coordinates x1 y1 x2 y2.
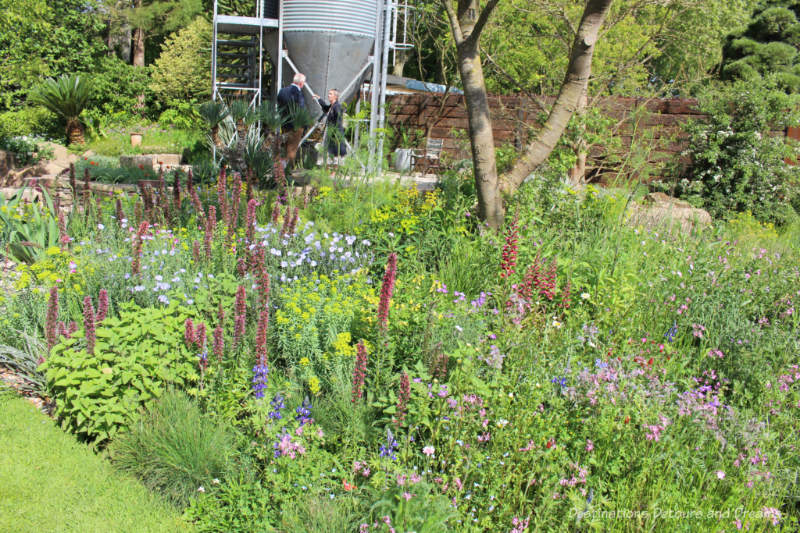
280 0 378 108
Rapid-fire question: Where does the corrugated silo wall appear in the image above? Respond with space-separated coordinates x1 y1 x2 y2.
384 94 787 182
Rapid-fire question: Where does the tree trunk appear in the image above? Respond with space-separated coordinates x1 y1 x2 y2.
392 50 409 78
66 119 85 145
132 27 145 67
458 38 504 228
568 86 589 185
441 0 505 229
500 0 613 195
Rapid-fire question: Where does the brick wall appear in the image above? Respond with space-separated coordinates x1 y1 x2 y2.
385 93 707 180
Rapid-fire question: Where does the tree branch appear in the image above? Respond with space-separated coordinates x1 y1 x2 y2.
466 0 502 46
500 0 614 194
440 0 465 44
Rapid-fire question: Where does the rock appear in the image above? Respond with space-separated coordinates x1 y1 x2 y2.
120 153 182 170
628 192 712 233
0 150 16 180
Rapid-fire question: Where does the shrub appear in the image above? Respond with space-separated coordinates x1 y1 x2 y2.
0 135 53 165
150 17 212 106
0 106 59 139
657 78 800 225
273 272 374 376
40 301 201 443
108 390 236 508
88 56 156 118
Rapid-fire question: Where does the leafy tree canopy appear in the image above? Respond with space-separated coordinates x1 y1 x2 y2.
721 0 800 92
0 0 106 109
150 16 212 105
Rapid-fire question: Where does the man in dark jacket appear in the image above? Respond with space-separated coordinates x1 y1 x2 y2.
277 72 307 168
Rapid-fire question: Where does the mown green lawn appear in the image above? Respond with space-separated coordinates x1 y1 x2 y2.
0 393 191 533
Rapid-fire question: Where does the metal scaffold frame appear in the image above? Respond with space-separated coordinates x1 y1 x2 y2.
211 0 411 175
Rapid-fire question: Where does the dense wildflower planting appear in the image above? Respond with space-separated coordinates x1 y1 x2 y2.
1 170 799 532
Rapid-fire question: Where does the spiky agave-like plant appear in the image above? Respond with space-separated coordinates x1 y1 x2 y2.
29 75 91 145
198 100 230 149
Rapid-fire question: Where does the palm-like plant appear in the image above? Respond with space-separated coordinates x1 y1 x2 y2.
198 100 230 148
29 75 91 145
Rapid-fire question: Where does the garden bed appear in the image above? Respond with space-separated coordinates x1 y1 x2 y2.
1 168 798 532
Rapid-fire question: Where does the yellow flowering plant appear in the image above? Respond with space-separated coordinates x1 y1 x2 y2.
273 271 374 387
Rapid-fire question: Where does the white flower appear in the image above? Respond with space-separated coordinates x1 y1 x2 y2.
580 292 590 300
197 486 205 493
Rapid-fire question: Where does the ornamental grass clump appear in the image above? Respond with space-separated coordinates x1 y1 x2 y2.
108 390 236 508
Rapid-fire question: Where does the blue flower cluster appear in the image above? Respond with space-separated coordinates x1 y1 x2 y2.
379 428 398 461
295 396 313 425
269 393 286 420
252 364 269 399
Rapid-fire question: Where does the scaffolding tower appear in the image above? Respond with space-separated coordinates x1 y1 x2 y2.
211 0 411 174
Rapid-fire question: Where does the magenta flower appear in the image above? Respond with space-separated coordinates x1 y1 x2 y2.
83 296 96 355
45 286 59 352
213 326 224 364
95 289 108 323
255 310 269 366
377 253 398 331
352 341 368 403
234 285 247 348
184 318 196 348
246 198 258 243
500 213 519 279
131 221 149 275
216 165 229 230
395 372 410 425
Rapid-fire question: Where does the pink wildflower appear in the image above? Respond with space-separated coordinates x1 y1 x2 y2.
83 296 96 355
377 253 398 331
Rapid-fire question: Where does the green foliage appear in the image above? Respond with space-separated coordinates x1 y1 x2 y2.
365 480 457 532
0 331 46 395
656 78 800 224
158 102 204 130
273 272 374 373
183 477 277 532
108 390 236 507
0 187 60 264
0 136 53 165
0 395 190 532
87 56 156 119
721 1 800 92
150 16 212 106
0 0 106 109
480 0 752 96
0 107 59 139
29 75 91 123
40 302 201 443
198 100 228 128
